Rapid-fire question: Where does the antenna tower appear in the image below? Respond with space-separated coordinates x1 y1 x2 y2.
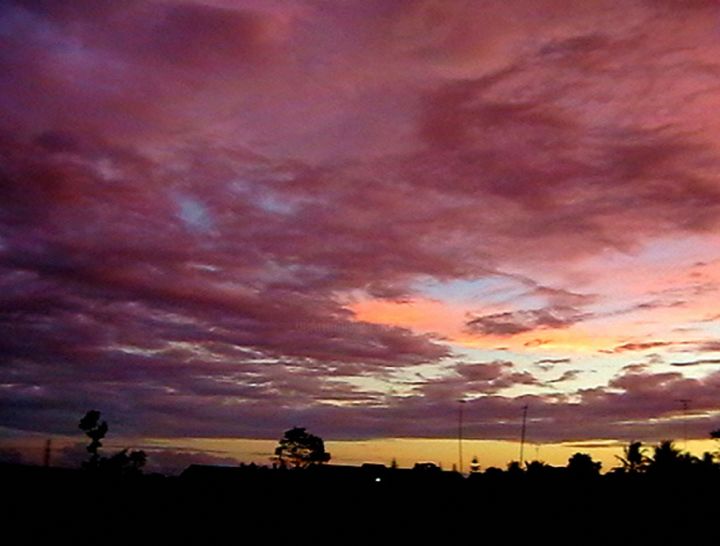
519 405 528 466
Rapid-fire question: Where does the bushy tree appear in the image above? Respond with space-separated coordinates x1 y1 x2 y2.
711 429 720 461
274 427 330 468
645 439 694 476
100 449 147 476
650 440 681 469
506 460 524 476
567 452 601 477
525 460 551 478
78 410 147 475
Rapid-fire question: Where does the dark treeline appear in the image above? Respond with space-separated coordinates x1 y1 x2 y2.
3 438 719 543
3 416 718 542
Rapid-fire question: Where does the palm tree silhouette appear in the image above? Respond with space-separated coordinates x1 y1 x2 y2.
615 441 648 474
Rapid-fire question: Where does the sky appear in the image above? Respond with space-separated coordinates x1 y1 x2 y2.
2 0 720 473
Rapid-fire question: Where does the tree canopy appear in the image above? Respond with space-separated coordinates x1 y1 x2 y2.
274 427 331 468
615 441 648 474
567 452 602 477
79 410 108 467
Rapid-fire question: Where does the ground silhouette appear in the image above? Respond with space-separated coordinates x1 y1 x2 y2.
3 426 720 542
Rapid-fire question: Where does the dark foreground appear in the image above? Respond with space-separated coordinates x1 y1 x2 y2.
2 462 717 543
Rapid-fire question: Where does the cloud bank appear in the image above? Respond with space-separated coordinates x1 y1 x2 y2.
2 1 720 445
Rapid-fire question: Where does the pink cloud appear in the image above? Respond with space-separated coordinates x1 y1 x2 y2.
2 1 720 446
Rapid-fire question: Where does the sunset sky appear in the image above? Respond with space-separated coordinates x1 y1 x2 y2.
2 0 720 473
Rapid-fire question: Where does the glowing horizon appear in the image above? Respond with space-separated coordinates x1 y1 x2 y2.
3 433 717 476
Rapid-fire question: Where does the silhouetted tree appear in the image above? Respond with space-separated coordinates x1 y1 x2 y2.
100 449 147 476
78 410 147 474
700 451 716 468
274 427 330 468
79 410 108 469
525 460 551 479
567 452 601 478
710 429 720 462
506 460 524 477
648 440 684 475
615 441 648 474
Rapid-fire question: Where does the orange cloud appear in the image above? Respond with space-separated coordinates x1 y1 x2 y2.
351 297 466 338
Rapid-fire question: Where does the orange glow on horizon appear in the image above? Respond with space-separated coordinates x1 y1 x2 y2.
3 435 716 475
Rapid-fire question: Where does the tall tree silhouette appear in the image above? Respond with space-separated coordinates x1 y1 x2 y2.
274 427 330 468
615 441 648 474
79 410 108 469
78 410 146 474
648 440 684 475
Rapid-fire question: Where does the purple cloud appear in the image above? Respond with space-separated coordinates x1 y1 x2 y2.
467 306 589 336
2 0 720 449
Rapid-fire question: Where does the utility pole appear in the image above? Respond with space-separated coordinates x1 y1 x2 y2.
458 399 466 474
519 405 528 466
676 399 690 451
43 438 52 468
